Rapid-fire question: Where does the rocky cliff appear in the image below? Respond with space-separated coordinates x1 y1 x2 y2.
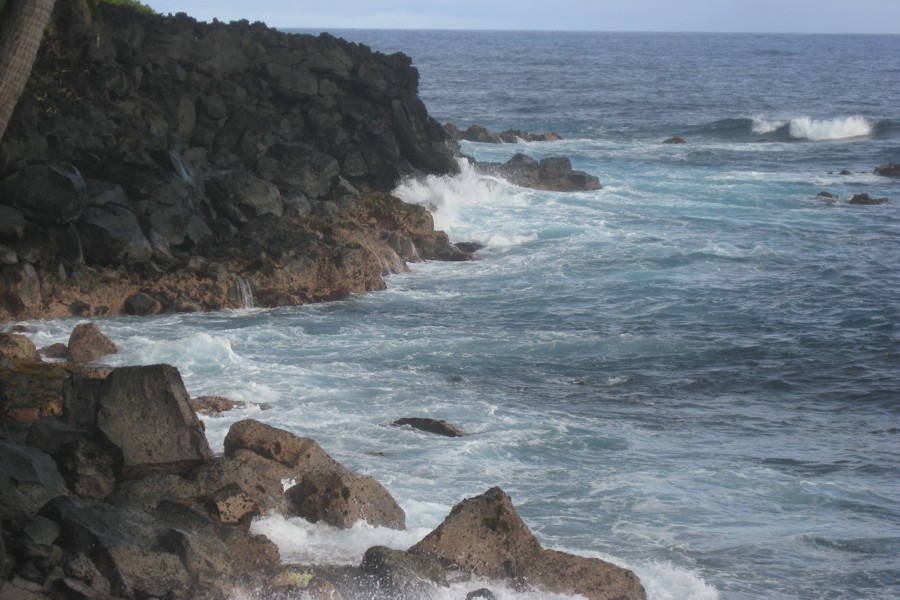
0 3 468 322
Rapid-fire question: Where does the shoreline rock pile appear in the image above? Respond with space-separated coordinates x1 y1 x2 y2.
0 325 647 599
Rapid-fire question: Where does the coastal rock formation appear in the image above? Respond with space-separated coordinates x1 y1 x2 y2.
393 416 466 437
874 162 900 178
0 326 644 599
0 3 469 323
66 322 118 364
474 153 602 192
445 123 564 143
849 193 889 205
662 136 687 144
410 487 646 600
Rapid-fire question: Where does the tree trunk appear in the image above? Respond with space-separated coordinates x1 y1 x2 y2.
0 0 57 143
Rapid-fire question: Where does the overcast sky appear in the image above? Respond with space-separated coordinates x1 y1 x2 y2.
143 0 900 34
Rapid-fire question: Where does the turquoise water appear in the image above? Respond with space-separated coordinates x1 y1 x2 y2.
24 32 900 599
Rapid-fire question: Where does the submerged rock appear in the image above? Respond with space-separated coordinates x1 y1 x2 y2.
662 135 687 144
849 193 889 205
393 417 466 437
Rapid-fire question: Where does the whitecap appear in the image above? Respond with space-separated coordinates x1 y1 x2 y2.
788 115 872 141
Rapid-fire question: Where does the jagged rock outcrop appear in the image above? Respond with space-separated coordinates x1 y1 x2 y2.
474 153 602 192
874 162 900 178
410 487 646 600
445 123 564 144
0 3 470 323
1 327 644 600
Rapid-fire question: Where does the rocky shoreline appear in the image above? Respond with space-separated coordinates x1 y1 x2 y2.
0 4 605 325
0 4 643 599
1 324 646 599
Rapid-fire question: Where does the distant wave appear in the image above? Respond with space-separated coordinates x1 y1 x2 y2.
754 115 873 141
686 115 889 142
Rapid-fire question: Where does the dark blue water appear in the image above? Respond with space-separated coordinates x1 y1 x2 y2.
29 31 900 599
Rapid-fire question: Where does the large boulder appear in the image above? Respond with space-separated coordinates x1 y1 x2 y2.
0 164 88 225
223 419 343 473
76 181 152 265
67 322 118 364
285 469 406 530
94 364 214 477
0 332 41 362
410 487 646 600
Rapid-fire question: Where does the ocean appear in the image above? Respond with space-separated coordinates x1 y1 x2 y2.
24 31 900 599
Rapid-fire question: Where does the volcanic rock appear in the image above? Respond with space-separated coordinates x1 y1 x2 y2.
285 469 407 530
410 487 646 600
94 364 214 476
874 163 900 178
849 193 889 205
0 332 41 362
393 417 466 437
475 153 602 192
66 322 117 364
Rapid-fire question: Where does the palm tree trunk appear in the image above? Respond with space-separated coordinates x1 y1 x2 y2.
0 0 57 143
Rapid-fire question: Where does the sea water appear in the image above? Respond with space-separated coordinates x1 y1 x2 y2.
22 32 900 599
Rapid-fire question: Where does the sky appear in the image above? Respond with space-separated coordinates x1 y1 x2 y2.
143 1 900 34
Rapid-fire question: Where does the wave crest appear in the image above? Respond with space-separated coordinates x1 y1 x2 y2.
753 115 873 141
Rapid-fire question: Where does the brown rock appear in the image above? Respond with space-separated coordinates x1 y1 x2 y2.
662 136 686 144
67 323 117 364
410 487 645 600
190 394 244 416
0 361 72 423
38 342 69 360
0 333 41 362
285 469 406 530
223 419 343 473
204 483 257 524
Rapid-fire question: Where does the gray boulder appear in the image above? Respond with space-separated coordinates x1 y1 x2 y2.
95 364 214 477
285 469 406 530
76 181 152 265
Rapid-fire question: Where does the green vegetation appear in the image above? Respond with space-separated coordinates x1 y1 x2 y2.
101 0 155 14
0 0 156 16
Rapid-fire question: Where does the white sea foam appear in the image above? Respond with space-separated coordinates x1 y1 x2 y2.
752 115 873 140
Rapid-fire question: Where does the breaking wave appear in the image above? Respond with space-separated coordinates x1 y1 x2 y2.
687 115 883 142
